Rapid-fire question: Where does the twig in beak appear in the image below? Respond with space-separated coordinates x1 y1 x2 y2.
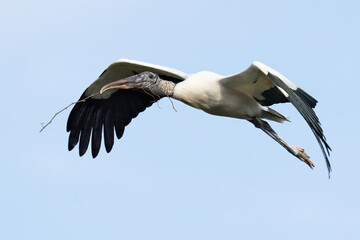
39 92 100 132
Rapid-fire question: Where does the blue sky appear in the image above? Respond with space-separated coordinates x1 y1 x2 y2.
1 0 359 239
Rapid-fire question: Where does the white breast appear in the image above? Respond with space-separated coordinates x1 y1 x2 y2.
173 71 222 109
173 71 263 119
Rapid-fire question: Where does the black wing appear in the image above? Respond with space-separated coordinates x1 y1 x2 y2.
67 90 159 157
255 86 289 106
221 61 331 174
67 59 187 157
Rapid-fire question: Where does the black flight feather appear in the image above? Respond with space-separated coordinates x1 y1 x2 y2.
67 89 161 157
266 72 332 174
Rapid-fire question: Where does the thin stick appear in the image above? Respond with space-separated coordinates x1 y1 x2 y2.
39 92 100 132
167 95 177 112
39 84 177 133
140 86 177 112
150 85 177 112
140 88 158 103
147 87 163 109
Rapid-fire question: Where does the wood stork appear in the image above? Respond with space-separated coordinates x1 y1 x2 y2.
67 59 331 174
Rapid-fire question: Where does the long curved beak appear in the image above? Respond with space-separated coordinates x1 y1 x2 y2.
100 75 142 94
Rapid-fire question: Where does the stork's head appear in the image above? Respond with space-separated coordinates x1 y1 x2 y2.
100 71 176 97
100 71 160 94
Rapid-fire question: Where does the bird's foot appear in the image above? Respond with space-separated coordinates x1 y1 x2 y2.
291 146 315 169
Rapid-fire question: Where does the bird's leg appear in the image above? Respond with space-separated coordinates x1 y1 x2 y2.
249 117 314 169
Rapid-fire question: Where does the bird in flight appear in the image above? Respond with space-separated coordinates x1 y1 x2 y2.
67 59 331 174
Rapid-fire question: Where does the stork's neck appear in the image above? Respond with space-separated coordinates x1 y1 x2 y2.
156 79 176 97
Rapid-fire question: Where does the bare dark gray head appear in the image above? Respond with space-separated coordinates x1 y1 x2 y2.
100 71 175 97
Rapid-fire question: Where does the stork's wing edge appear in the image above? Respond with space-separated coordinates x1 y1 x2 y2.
252 62 332 174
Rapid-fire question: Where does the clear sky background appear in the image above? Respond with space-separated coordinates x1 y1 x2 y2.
1 0 359 239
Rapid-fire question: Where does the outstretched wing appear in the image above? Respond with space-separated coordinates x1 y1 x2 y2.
67 59 187 158
220 61 331 173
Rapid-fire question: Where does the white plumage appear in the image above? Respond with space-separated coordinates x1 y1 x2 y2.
67 59 331 175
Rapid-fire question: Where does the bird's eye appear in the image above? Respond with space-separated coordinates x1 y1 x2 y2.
149 74 155 79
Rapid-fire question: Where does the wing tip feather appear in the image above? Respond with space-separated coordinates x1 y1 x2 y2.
266 72 332 175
